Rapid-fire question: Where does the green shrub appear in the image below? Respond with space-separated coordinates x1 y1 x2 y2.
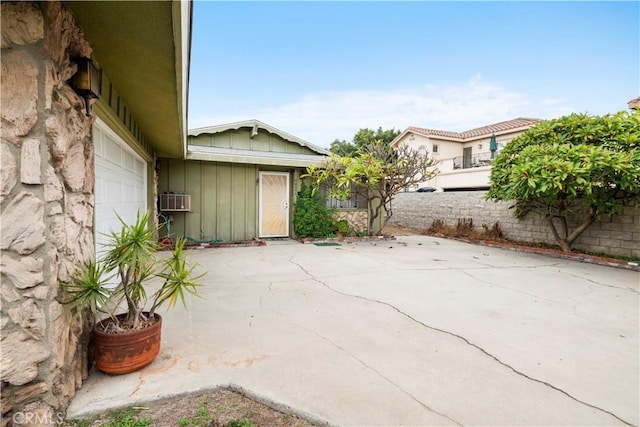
293 185 336 238
333 219 350 235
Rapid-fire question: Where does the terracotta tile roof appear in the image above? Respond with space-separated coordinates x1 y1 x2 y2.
628 97 640 109
407 127 460 139
407 117 541 141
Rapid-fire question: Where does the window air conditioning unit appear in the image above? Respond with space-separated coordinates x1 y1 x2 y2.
160 193 191 212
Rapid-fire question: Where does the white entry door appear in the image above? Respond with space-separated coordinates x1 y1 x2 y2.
259 172 290 237
93 118 147 255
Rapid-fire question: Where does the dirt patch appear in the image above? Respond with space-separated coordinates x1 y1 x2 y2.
65 388 319 426
380 225 424 236
382 224 640 271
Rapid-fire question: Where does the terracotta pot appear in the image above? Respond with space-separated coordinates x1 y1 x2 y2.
92 313 162 375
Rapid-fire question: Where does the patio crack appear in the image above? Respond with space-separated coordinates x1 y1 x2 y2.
288 258 634 427
259 282 274 308
458 269 562 302
290 321 462 426
562 272 639 294
129 374 145 397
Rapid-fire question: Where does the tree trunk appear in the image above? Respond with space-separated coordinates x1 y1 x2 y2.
546 213 596 253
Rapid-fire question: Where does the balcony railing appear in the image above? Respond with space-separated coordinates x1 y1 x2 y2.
453 151 495 170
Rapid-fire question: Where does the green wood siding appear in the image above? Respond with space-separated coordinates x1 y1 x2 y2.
158 159 263 242
188 129 318 156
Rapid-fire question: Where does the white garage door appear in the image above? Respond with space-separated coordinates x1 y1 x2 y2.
93 118 147 256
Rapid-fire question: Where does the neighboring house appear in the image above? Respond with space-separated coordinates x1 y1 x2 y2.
628 97 640 110
392 118 540 191
1 1 189 421
157 120 330 242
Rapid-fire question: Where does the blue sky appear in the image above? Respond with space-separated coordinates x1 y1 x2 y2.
188 1 639 148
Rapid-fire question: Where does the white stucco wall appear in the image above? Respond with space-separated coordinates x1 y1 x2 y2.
430 166 492 190
396 127 531 191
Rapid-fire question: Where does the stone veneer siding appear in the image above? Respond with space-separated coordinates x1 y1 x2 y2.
335 209 368 235
389 192 640 258
1 2 95 424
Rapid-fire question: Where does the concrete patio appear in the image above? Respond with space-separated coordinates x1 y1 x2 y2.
67 236 639 426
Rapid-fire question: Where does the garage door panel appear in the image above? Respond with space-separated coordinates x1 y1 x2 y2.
104 138 122 166
135 159 145 176
93 118 147 255
123 151 134 172
105 178 122 203
124 184 136 202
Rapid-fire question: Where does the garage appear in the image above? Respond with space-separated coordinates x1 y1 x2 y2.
93 118 147 254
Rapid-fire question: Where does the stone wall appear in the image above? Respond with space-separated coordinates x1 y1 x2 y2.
335 209 368 235
1 2 95 424
389 191 640 258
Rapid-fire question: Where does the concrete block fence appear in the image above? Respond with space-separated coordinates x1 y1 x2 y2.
389 191 640 259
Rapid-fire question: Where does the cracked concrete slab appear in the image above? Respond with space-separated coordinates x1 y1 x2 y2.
67 236 639 426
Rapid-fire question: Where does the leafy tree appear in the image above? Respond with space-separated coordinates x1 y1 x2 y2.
329 127 401 157
292 185 336 238
353 127 400 151
329 139 358 157
487 111 640 252
307 141 437 235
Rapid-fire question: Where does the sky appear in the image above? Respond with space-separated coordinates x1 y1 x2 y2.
188 1 639 148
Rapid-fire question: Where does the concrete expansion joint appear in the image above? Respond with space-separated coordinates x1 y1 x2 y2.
307 274 633 426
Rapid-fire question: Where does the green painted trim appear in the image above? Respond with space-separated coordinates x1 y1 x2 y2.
94 101 152 162
66 1 189 159
171 0 190 159
185 147 327 168
189 119 330 156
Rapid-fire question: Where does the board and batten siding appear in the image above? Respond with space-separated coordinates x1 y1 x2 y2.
188 128 318 155
158 159 259 242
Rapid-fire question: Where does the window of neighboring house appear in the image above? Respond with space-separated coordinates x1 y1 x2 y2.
432 144 439 154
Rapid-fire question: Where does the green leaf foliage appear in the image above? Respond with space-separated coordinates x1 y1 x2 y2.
60 210 205 331
60 262 115 322
329 127 401 157
306 140 437 235
487 111 640 251
293 185 337 238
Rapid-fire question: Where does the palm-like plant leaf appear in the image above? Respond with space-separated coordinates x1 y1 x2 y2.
151 238 203 314
102 210 157 310
62 210 205 331
59 262 114 320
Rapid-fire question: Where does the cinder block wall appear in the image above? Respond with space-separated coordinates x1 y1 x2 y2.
389 192 640 258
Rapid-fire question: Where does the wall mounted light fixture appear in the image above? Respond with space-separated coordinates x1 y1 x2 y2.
70 57 101 116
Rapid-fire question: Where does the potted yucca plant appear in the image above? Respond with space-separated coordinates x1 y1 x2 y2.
61 210 204 374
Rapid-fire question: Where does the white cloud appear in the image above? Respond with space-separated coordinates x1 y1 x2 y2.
189 76 573 148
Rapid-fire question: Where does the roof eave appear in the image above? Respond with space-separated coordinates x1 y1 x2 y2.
189 119 331 156
186 145 328 168
66 1 190 159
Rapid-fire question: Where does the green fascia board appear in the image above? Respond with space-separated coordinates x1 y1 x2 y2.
186 145 328 168
189 119 330 156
